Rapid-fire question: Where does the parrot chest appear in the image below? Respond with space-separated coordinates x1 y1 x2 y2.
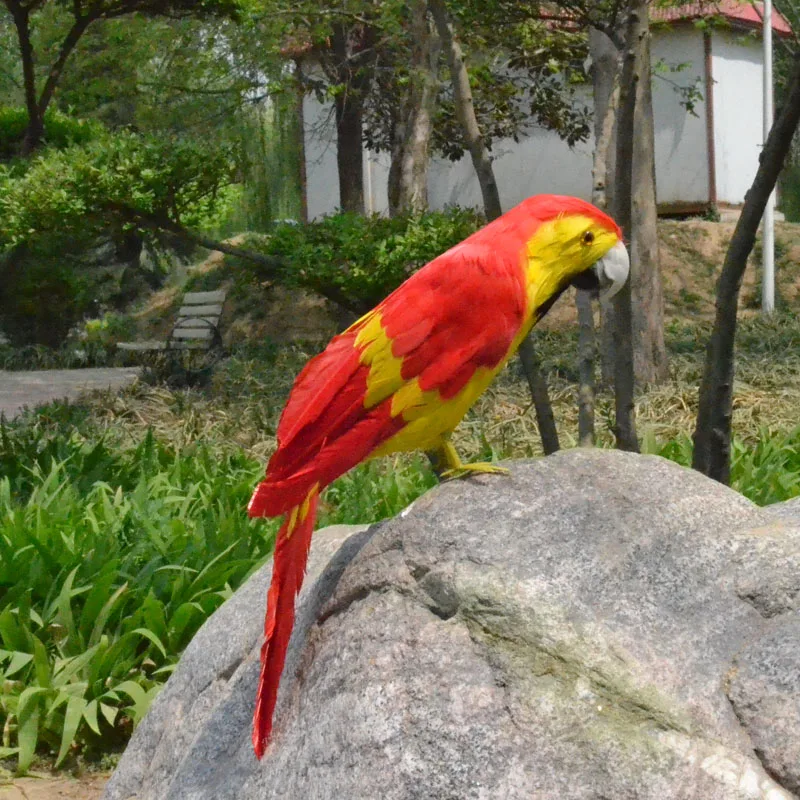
369 342 521 458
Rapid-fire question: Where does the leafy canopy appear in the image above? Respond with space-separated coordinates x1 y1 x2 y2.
0 124 238 254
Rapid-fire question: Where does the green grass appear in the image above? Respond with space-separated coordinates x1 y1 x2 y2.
0 412 434 773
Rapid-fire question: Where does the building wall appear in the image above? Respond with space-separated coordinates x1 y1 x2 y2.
426 87 594 212
301 24 762 218
650 26 710 207
302 92 340 220
302 88 393 219
711 30 764 204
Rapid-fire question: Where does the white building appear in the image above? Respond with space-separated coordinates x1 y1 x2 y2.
301 1 792 220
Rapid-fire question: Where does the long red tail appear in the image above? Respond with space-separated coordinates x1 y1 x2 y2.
252 487 320 758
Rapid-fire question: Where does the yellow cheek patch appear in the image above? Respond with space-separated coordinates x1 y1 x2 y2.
524 214 619 313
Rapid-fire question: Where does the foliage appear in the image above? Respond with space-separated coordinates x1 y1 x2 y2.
428 13 592 160
0 251 95 348
232 208 484 311
646 428 800 506
0 126 236 345
2 0 247 153
0 400 437 773
0 107 102 162
0 129 237 253
0 419 272 772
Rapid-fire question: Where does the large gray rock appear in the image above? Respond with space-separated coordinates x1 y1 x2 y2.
104 450 800 800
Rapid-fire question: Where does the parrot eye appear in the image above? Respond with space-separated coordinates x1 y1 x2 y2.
582 231 595 246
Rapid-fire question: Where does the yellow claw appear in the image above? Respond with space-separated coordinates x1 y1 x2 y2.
431 441 509 481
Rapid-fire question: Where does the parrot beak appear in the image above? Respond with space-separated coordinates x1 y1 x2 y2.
569 240 630 300
594 240 630 301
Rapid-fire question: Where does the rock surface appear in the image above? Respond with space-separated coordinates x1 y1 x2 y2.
104 450 800 800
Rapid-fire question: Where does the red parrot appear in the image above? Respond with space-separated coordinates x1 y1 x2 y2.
247 194 629 757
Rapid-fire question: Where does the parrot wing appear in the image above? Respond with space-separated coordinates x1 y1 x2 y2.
250 243 527 516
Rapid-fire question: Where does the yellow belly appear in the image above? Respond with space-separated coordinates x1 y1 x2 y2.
370 318 534 459
369 365 499 457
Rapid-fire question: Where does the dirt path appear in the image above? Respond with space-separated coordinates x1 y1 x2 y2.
0 773 108 799
0 368 140 421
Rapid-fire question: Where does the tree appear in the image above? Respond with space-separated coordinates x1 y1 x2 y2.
385 0 439 215
692 47 800 484
606 0 644 453
428 0 502 219
2 0 243 155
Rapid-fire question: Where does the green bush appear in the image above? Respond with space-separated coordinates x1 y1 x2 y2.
0 422 273 771
232 208 484 311
0 130 237 253
0 252 93 348
0 408 436 772
644 427 800 506
0 126 237 346
0 107 103 162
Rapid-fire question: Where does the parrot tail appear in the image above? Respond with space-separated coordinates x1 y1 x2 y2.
252 485 320 759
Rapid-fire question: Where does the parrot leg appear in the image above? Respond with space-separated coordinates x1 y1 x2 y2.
432 440 509 481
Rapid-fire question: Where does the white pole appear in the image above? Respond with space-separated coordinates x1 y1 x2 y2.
763 0 775 313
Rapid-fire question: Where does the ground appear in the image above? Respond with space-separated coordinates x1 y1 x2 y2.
0 773 108 800
0 368 140 421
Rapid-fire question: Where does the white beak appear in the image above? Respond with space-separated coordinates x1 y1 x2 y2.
595 240 630 301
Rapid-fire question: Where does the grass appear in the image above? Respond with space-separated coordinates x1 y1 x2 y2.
0 407 433 773
2 311 800 773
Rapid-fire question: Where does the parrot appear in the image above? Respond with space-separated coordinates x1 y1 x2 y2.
247 193 629 758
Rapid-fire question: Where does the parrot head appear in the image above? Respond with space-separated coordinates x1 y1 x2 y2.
515 195 630 318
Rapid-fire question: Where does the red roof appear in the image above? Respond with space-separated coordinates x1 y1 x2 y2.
652 1 793 37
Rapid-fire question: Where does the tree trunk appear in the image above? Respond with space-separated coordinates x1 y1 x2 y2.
596 17 667 389
629 23 668 386
388 1 439 216
9 0 93 156
428 0 502 221
8 3 42 156
334 92 365 213
609 0 643 453
580 28 621 445
576 288 596 446
518 337 560 455
590 28 620 215
330 24 370 214
36 16 90 119
692 50 800 483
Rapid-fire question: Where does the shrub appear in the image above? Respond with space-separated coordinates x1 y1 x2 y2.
0 422 273 771
0 127 237 346
231 208 484 312
0 107 103 162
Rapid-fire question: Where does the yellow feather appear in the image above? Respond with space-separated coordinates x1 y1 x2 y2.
355 312 406 409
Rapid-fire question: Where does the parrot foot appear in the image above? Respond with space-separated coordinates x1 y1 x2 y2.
430 441 509 481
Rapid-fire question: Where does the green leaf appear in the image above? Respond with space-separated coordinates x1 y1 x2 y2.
0 610 27 653
55 694 86 767
88 582 128 647
54 567 82 649
16 686 46 774
99 702 118 728
31 636 51 688
129 627 167 659
82 699 101 736
3 651 33 678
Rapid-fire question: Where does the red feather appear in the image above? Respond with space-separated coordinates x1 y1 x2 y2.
252 490 320 759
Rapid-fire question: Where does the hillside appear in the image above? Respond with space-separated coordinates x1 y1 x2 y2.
128 219 800 345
